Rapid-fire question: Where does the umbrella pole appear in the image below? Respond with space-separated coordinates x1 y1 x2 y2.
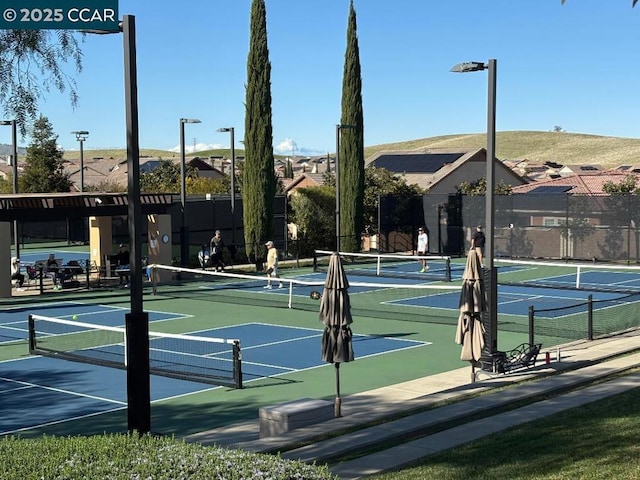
334 362 342 417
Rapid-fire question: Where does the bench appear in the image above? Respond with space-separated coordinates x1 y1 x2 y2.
259 398 334 438
495 343 542 374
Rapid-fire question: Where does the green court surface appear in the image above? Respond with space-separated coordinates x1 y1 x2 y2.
0 272 528 438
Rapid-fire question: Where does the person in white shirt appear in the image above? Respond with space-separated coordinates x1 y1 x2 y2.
264 240 283 289
10 257 25 290
417 227 429 273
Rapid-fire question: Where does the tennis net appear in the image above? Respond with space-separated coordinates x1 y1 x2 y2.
496 258 640 293
314 250 452 282
149 264 461 325
28 314 242 388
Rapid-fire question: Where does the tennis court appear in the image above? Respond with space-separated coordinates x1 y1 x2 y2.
0 300 428 436
3 250 639 438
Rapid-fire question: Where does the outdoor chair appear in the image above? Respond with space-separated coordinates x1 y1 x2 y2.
25 265 40 289
495 343 542 374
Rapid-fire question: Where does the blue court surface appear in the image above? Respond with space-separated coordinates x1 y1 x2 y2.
0 301 189 344
388 284 630 318
0 303 427 435
523 270 640 291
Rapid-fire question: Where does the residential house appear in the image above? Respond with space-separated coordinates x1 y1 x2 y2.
506 170 640 260
366 147 526 193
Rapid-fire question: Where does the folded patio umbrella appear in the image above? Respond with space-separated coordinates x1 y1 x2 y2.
455 248 486 381
319 253 354 417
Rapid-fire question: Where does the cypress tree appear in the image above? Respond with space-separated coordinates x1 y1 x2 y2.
243 0 276 262
339 0 365 253
20 116 71 193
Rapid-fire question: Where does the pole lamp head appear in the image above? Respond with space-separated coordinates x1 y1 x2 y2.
72 130 90 142
181 118 201 125
450 61 487 73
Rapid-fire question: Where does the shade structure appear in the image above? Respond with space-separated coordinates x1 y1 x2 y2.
319 253 354 417
454 248 486 381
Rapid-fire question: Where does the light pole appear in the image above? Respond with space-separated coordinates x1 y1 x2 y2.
71 130 89 192
450 58 498 368
335 124 356 252
217 127 236 244
83 16 151 432
1 120 18 259
179 118 201 266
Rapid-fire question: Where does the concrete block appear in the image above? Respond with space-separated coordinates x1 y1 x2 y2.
259 398 334 438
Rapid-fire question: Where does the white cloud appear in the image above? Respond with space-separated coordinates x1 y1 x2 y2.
275 138 298 155
169 142 225 154
274 138 324 157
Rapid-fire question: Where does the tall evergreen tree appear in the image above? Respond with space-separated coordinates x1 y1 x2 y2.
243 0 276 262
339 0 365 252
20 116 71 193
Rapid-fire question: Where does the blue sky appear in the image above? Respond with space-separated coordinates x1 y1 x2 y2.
2 0 639 155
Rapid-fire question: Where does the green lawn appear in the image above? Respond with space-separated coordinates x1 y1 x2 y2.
372 383 640 480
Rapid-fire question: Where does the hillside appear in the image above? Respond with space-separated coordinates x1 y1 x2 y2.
363 131 640 168
34 130 640 170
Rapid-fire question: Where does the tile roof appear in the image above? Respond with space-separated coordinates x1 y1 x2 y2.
511 170 640 194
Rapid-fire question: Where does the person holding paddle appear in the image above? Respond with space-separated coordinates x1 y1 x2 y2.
264 240 283 289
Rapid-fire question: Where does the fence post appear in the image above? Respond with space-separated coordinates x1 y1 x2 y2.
528 305 535 346
587 294 593 340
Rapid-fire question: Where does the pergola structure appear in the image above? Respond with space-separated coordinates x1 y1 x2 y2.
0 192 174 297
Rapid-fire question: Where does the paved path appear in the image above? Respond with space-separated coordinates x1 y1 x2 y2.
185 330 640 479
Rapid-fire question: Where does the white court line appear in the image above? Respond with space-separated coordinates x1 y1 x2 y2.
0 384 33 394
0 406 127 437
0 375 126 406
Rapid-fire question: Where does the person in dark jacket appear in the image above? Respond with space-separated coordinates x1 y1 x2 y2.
209 230 225 272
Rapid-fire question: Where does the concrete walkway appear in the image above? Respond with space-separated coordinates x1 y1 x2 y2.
185 330 640 479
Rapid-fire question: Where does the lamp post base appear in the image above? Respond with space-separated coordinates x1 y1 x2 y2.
478 352 505 373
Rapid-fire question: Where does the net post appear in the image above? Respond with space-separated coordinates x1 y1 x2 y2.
587 294 593 340
312 252 318 272
288 282 293 309
376 255 382 276
528 305 535 346
576 265 581 289
445 257 451 282
233 340 243 389
28 314 36 353
151 266 157 295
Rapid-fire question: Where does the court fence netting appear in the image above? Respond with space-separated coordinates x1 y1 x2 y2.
495 258 640 294
313 249 452 282
528 291 640 348
148 264 462 326
28 314 242 388
147 260 640 346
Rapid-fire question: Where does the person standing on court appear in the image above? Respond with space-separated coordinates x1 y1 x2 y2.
115 244 131 286
209 230 225 272
471 225 486 267
264 240 283 289
417 226 429 273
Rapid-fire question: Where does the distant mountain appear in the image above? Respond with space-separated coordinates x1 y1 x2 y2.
0 144 26 156
52 131 640 171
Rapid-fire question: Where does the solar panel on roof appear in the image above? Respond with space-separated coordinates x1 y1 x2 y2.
580 165 598 171
370 153 464 173
527 185 573 194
